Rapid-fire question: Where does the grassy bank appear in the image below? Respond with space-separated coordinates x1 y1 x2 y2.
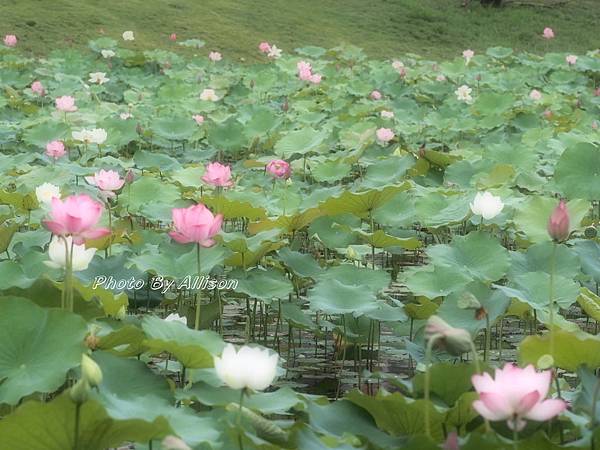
2 0 599 60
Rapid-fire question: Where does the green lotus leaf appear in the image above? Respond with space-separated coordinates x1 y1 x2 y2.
92 351 220 446
426 231 510 282
274 127 326 157
519 329 600 371
319 185 409 218
554 143 600 201
404 265 471 299
0 392 168 450
308 279 379 316
0 297 87 405
152 116 197 141
494 271 579 311
278 247 323 278
347 390 445 441
232 267 294 302
121 175 182 213
141 315 224 368
513 196 589 244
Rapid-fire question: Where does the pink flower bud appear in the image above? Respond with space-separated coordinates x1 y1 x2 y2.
370 90 382 100
169 33 177 41
542 27 554 39
125 169 135 184
547 199 570 242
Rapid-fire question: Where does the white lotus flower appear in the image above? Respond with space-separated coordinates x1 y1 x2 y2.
35 183 60 205
470 191 504 220
165 313 187 325
89 72 109 85
90 128 108 144
214 344 278 391
392 60 404 72
45 235 96 272
72 128 107 145
101 49 115 59
120 112 132 120
200 88 219 102
267 45 282 59
122 31 134 41
455 85 473 103
380 110 394 119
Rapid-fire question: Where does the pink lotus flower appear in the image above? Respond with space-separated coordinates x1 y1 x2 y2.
55 96 77 112
297 61 313 81
543 27 555 39
595 88 600 97
376 127 395 143
31 81 45 96
298 68 312 81
85 169 125 194
259 42 271 53
266 159 291 179
472 364 566 431
209 51 222 62
43 194 110 244
543 109 553 120
169 203 223 247
529 89 542 101
565 54 577 65
193 114 205 125
370 90 382 100
202 162 233 187
548 199 570 242
4 35 17 47
46 141 66 160
169 33 177 41
309 73 322 84
462 49 475 64
436 74 447 82
297 61 312 73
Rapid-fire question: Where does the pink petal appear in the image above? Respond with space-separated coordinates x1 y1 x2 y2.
209 213 223 236
480 392 513 418
472 372 497 393
524 399 567 422
169 231 191 244
472 399 508 421
200 238 216 248
516 390 540 415
43 220 66 235
81 228 111 240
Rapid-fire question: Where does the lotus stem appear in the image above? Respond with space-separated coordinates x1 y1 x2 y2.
194 243 202 330
549 242 557 361
424 333 442 438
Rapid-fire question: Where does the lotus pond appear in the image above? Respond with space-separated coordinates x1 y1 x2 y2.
1 33 600 450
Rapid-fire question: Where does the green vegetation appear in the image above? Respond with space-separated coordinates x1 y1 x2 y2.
4 0 599 60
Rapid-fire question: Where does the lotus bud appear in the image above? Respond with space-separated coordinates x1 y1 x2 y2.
115 304 127 320
475 74 482 82
162 436 191 450
81 354 103 387
125 169 135 184
70 378 90 404
547 199 570 242
425 316 473 356
346 246 359 261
